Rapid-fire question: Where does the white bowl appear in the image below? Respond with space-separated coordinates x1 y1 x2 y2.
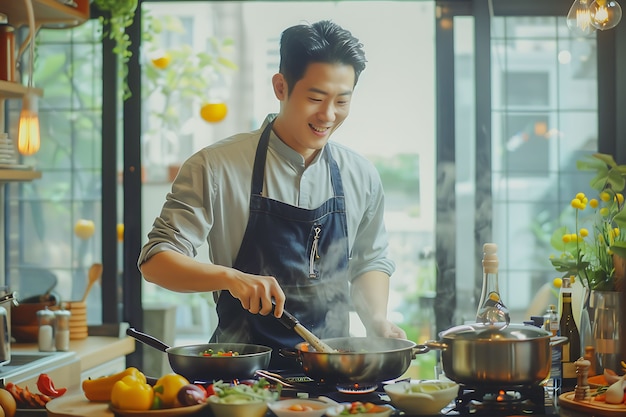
383 380 459 415
267 398 335 417
325 402 394 417
208 394 268 417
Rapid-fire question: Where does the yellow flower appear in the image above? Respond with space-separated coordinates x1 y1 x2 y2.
617 193 625 205
600 191 611 202
553 277 563 288
614 228 621 237
579 228 589 237
562 234 572 243
569 275 576 284
600 207 610 216
576 192 586 201
571 199 585 210
590 198 599 208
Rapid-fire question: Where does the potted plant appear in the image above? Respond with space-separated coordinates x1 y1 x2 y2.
92 0 139 99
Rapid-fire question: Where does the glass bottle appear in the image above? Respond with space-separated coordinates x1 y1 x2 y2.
545 304 561 404
560 277 581 393
476 243 510 324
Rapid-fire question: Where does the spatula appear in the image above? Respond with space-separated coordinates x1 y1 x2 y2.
81 263 103 303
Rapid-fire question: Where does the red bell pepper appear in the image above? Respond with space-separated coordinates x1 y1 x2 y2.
36 373 67 398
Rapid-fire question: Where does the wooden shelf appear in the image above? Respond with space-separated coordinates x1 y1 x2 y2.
0 168 41 182
0 80 43 99
1 0 89 29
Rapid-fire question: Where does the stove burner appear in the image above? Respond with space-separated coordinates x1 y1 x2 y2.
455 384 545 415
335 382 378 394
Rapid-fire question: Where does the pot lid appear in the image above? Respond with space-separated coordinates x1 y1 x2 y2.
439 322 550 341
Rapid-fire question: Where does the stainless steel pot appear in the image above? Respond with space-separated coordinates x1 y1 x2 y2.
425 323 568 385
281 337 429 384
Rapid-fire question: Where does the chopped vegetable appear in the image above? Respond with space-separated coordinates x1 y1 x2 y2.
201 349 239 357
210 378 280 403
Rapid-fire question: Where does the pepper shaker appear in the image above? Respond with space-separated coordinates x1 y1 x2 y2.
37 307 56 352
54 310 71 351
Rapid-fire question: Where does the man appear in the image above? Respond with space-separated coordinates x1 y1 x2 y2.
138 20 406 369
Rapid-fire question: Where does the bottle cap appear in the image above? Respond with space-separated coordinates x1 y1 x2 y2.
562 277 571 288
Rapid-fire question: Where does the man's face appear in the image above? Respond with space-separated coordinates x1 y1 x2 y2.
273 62 356 161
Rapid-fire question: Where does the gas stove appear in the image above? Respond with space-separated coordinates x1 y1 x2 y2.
246 371 564 416
454 383 547 415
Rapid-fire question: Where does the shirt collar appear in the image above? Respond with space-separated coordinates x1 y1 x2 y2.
262 114 326 169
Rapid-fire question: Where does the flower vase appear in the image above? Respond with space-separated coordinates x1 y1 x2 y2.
579 287 593 355
590 290 622 375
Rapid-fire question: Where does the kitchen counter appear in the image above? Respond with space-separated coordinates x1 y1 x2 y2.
3 335 135 391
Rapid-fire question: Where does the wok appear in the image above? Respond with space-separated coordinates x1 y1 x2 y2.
281 336 429 384
425 323 568 385
126 327 271 382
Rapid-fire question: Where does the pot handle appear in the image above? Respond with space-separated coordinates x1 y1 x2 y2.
411 344 430 358
278 347 299 359
550 336 568 347
423 340 448 351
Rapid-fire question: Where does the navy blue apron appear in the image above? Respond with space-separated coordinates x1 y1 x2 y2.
210 121 351 371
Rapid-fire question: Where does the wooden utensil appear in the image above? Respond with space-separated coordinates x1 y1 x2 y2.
81 263 103 303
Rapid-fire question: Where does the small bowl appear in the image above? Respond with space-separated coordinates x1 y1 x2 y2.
267 398 335 417
208 394 268 417
383 380 459 415
325 402 393 417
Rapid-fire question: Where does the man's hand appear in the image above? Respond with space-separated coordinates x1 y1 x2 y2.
371 318 407 339
227 270 286 318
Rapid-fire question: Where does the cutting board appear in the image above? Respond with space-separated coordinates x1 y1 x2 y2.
559 391 626 416
46 393 112 417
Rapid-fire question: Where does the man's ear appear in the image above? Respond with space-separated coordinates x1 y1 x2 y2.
272 73 287 100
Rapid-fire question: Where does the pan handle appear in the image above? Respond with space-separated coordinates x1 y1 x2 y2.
126 327 171 353
271 301 300 330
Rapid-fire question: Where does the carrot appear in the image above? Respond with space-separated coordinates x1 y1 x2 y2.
594 393 607 402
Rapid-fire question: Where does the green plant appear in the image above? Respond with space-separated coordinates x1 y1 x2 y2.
550 153 626 291
92 0 138 99
143 15 237 137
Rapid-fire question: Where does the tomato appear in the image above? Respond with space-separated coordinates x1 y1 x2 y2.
205 384 215 397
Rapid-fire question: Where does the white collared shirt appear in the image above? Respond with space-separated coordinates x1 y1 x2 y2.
138 114 395 280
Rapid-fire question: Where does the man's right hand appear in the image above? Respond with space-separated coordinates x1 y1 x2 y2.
227 270 286 318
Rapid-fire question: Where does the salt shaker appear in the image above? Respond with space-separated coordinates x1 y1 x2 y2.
37 307 56 352
54 310 71 351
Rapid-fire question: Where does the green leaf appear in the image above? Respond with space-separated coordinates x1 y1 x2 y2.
611 242 626 259
593 153 618 168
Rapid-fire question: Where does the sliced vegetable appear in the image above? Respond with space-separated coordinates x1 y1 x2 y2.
36 373 67 398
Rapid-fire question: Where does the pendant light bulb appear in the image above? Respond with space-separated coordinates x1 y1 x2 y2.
567 0 598 36
17 92 41 156
590 0 623 30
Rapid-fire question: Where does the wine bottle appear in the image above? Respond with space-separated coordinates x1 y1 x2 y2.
476 243 510 324
559 277 581 393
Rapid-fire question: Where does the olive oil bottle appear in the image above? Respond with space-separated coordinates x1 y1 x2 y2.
559 277 581 393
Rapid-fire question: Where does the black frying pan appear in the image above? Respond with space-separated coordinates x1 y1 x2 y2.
126 327 271 382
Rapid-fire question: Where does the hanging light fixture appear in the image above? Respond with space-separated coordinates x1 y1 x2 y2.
17 0 40 156
566 0 597 36
589 0 623 30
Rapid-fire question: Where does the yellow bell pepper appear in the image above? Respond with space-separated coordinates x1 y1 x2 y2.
82 367 145 402
110 374 154 411
153 373 189 408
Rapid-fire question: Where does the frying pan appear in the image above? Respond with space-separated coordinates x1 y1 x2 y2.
281 336 429 383
126 327 271 382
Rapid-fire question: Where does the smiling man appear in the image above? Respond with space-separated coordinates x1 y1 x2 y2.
138 20 405 370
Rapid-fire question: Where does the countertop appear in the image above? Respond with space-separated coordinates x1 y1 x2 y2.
12 335 136 374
